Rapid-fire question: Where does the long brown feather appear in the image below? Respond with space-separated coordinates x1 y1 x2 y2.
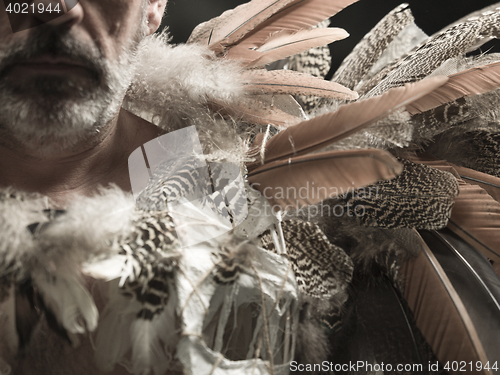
229 28 349 68
187 0 296 47
401 233 491 375
251 76 447 168
236 0 359 51
241 69 358 99
406 62 500 115
247 149 402 209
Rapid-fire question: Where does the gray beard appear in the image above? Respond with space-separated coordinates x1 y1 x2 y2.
0 24 146 154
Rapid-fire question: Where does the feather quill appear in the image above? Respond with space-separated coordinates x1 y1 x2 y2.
419 229 500 367
251 76 447 167
233 28 349 68
401 232 491 374
242 69 358 99
247 149 402 209
406 62 500 115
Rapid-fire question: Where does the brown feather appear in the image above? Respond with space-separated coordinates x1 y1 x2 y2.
236 0 359 51
401 233 491 375
242 28 349 67
247 149 402 209
250 76 447 168
406 62 500 115
241 69 358 99
187 0 296 47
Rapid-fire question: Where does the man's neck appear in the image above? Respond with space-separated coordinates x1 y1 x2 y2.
0 109 161 205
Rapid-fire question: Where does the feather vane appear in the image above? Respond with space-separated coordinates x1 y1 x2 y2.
242 69 358 99
236 0 359 50
227 28 349 67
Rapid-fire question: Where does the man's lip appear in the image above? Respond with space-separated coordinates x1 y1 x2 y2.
19 56 89 67
4 57 95 76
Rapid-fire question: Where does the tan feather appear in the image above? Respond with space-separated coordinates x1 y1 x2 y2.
247 149 402 209
235 0 359 51
241 69 358 99
250 76 447 168
406 62 500 115
187 0 296 47
244 28 349 68
401 233 492 375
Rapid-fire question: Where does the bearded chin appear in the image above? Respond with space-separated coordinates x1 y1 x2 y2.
0 40 144 154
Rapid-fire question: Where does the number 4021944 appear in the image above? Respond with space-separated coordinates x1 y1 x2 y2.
5 2 62 14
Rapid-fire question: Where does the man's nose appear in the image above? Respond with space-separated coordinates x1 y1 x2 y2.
32 0 84 28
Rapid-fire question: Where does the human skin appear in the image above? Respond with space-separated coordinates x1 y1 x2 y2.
0 1 174 374
0 0 167 205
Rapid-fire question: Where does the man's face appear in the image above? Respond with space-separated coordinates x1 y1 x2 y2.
0 0 151 152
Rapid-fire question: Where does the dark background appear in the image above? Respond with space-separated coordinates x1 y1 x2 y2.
161 0 500 76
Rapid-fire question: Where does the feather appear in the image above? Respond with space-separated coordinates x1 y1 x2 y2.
406 62 500 115
235 0 359 51
338 158 459 230
333 278 435 373
446 182 500 275
260 220 353 299
452 164 500 203
365 8 500 97
31 271 98 339
247 148 402 209
230 28 349 68
241 69 358 99
187 0 297 47
250 76 447 168
419 229 500 367
207 94 304 127
401 232 491 373
332 3 415 90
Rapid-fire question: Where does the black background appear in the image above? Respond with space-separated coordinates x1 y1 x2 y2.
161 0 500 75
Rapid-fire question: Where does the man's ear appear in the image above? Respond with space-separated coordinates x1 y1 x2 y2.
146 0 167 35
